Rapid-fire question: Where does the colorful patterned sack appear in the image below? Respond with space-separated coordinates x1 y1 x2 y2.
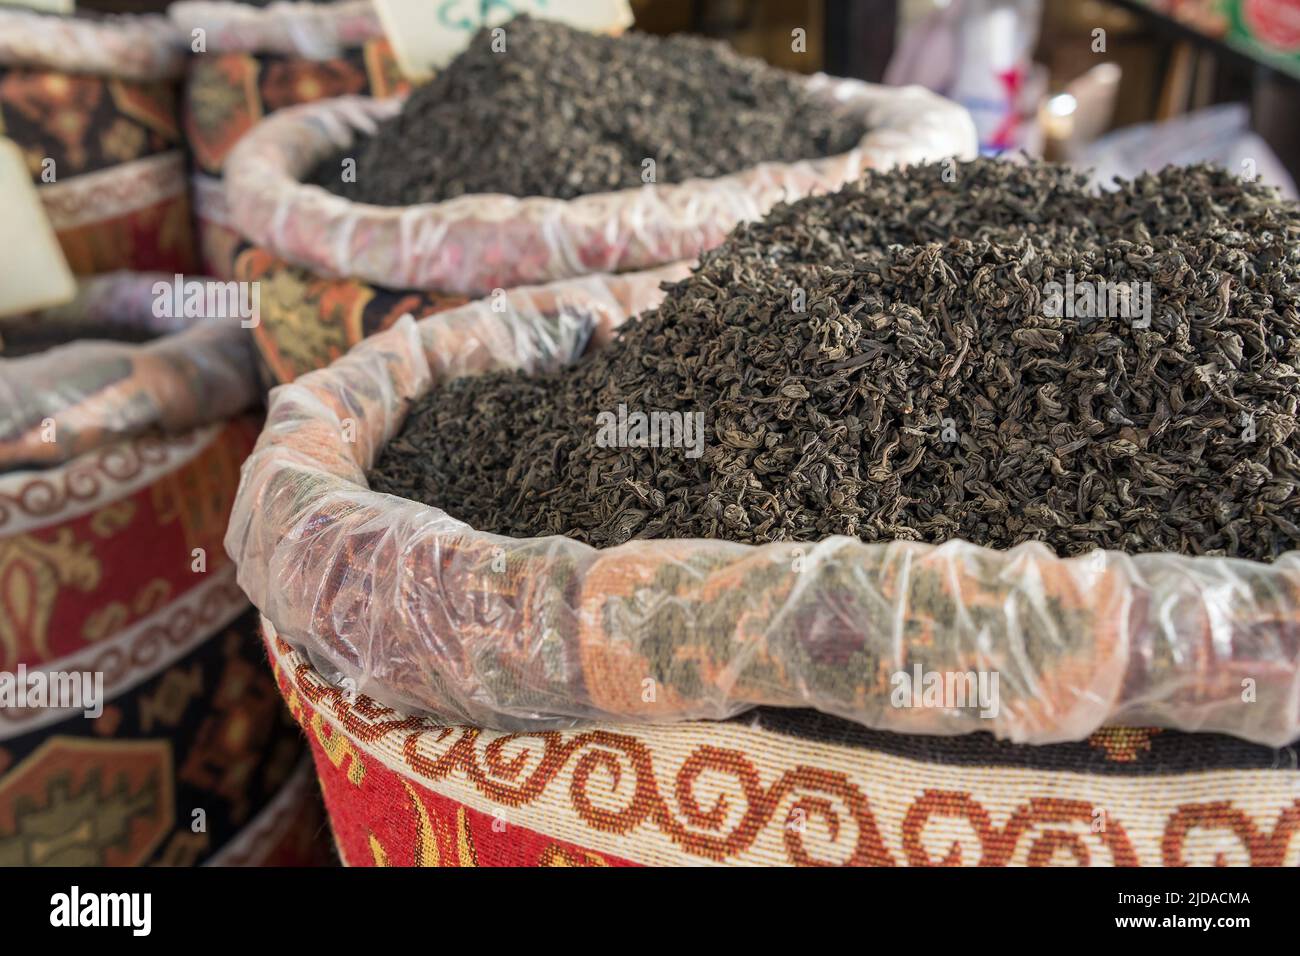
171 0 406 279
264 620 1300 867
232 245 467 388
225 271 1300 749
0 275 318 867
0 9 195 276
221 84 976 382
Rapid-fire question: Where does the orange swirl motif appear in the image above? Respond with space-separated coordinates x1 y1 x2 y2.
1162 801 1300 867
273 636 1300 867
902 791 1139 866
296 651 891 865
282 639 887 866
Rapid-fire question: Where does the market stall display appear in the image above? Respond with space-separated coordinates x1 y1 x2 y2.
4 1 1296 880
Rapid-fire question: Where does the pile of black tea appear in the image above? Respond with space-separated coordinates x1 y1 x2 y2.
311 15 868 204
370 158 1300 561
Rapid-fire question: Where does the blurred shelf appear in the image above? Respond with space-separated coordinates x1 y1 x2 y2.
1107 0 1300 87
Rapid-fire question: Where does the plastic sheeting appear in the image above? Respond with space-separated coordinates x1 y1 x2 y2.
223 81 978 298
168 1 383 60
0 272 261 470
226 269 1300 747
0 7 186 81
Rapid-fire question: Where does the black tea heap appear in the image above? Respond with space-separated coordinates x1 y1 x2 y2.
371 159 1300 561
312 15 869 204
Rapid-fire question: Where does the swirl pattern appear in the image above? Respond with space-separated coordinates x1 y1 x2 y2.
264 622 1300 867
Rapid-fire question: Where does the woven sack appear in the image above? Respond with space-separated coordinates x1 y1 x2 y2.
0 9 195 275
221 83 976 382
226 271 1300 749
170 0 406 279
265 620 1300 867
0 274 314 866
0 608 313 866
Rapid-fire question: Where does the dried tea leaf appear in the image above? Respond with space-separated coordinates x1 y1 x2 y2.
372 159 1300 561
313 15 868 204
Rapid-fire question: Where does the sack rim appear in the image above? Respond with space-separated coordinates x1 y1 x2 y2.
0 8 187 81
223 80 979 295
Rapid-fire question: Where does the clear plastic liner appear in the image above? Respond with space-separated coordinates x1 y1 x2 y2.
0 273 261 470
168 1 384 59
0 7 186 81
226 270 1300 747
223 81 978 297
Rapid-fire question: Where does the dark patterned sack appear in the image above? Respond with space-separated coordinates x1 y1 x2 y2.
0 273 322 866
170 0 406 279
0 9 195 275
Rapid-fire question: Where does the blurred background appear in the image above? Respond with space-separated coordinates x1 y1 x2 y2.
68 0 1300 195
635 0 1300 194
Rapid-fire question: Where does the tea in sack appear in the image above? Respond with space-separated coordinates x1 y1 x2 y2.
225 162 1300 744
312 16 870 204
222 47 975 297
374 159 1300 560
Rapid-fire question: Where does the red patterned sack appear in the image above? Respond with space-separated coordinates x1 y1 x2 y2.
264 621 1300 867
0 275 325 867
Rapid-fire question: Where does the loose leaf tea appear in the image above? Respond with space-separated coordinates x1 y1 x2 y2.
312 15 869 204
370 158 1300 560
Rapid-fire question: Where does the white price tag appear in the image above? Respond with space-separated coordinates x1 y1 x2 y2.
0 137 75 319
374 0 633 80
